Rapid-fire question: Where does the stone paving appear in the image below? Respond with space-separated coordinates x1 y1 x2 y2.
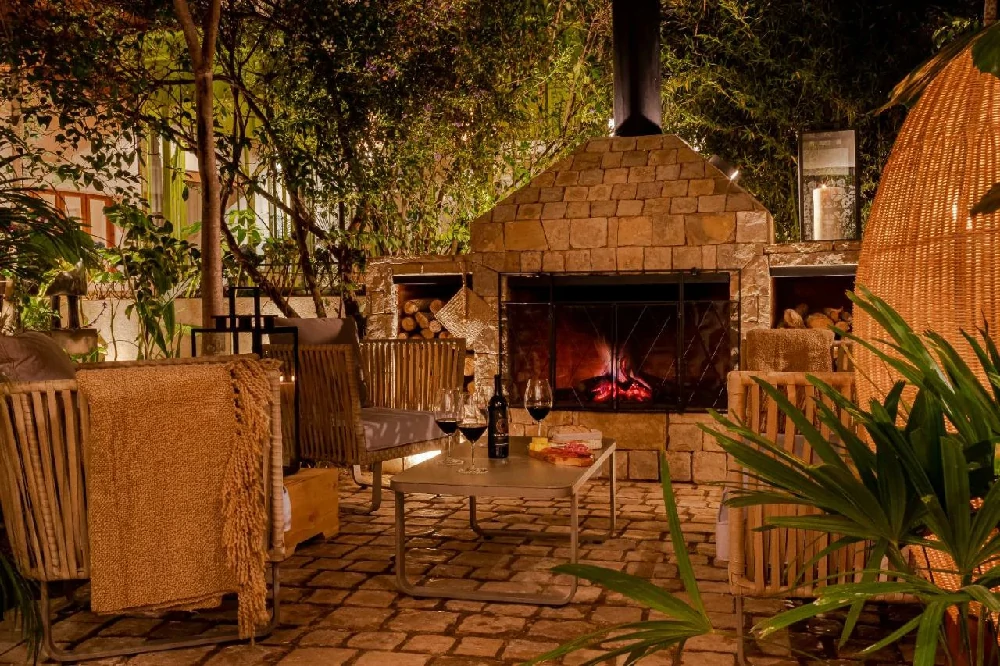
0 476 921 665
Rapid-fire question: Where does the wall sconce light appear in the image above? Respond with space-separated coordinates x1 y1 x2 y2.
708 155 740 183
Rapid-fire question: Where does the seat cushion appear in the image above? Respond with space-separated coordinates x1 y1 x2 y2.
275 317 370 406
743 328 835 372
361 408 442 453
0 332 76 382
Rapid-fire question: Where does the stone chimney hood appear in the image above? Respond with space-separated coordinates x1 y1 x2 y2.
612 0 662 137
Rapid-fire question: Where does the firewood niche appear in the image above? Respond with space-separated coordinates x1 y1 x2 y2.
393 273 476 393
393 274 468 341
770 265 856 338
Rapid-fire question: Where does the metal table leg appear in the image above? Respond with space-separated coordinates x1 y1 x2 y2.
469 451 618 543
396 490 580 606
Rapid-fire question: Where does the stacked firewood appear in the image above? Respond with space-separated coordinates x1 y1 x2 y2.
397 298 452 340
778 303 853 335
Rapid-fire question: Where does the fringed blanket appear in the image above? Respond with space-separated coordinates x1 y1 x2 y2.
77 358 273 638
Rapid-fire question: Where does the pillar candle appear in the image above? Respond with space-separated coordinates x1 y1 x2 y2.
812 185 845 240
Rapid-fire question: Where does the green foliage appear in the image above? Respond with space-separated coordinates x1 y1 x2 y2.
0 156 96 287
94 205 200 359
13 294 57 334
702 287 1000 663
527 455 712 665
972 22 1000 216
659 0 982 239
972 21 1000 77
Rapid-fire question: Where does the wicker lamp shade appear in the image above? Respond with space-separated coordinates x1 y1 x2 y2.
854 48 1000 409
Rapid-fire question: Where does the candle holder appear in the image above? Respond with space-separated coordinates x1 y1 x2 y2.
797 128 860 241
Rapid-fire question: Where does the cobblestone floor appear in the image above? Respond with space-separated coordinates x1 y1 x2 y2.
0 476 921 665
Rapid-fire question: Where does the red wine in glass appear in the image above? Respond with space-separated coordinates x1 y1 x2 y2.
458 424 487 442
435 388 463 465
526 406 551 422
458 394 488 475
524 378 554 437
435 418 459 435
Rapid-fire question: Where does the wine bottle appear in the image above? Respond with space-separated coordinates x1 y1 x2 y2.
487 374 509 459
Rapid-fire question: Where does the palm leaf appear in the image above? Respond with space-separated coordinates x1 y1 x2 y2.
913 601 946 666
660 453 708 619
878 28 981 112
530 454 712 664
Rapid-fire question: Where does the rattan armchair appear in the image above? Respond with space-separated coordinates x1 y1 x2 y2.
267 338 465 512
0 356 285 663
725 371 910 665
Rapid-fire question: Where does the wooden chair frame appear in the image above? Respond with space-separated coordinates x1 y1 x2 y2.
266 338 465 513
726 371 908 665
0 356 285 662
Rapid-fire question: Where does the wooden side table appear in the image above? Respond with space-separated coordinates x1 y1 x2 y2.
283 468 340 553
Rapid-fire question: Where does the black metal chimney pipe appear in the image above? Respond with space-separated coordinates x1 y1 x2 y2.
612 0 662 136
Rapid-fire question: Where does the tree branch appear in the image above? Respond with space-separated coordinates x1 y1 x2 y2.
171 0 204 72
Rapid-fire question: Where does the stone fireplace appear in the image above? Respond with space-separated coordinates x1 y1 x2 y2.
365 133 775 482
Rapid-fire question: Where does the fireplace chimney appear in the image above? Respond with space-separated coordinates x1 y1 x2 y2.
612 0 662 137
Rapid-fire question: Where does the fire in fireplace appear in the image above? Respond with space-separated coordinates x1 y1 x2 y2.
503 273 738 413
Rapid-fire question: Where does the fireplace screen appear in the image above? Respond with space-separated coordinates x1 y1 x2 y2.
504 274 738 412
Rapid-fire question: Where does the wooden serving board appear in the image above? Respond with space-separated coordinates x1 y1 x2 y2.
528 449 595 467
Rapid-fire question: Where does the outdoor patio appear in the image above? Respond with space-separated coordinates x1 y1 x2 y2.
0 475 921 665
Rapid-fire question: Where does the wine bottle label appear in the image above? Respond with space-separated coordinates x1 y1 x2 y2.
489 409 509 458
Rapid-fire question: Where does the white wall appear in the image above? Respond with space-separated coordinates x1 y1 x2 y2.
81 295 342 361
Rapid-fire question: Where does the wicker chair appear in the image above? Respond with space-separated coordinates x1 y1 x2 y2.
725 371 909 665
267 338 465 513
0 356 285 662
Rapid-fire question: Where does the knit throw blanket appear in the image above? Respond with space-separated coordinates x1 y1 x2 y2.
76 358 273 638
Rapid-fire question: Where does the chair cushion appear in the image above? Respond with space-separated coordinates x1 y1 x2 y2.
743 328 834 372
0 332 76 382
361 408 442 453
275 317 371 406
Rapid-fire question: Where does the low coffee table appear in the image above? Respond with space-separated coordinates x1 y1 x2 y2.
391 436 616 605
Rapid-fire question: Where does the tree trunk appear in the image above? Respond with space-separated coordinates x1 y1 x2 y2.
289 190 327 318
174 0 225 353
987 0 998 24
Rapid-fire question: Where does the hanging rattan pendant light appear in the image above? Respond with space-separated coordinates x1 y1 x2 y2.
853 43 1000 409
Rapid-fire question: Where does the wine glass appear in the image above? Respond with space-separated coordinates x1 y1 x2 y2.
457 393 488 475
524 378 553 437
434 388 464 466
